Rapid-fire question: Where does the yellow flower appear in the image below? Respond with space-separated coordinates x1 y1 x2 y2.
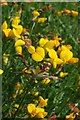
13 94 17 99
34 79 38 83
2 21 11 37
64 9 71 14
12 25 23 38
12 17 20 28
38 18 47 23
28 46 45 62
39 38 57 59
57 11 62 16
57 10 64 16
50 58 63 68
3 53 10 64
16 82 21 90
28 45 35 54
60 49 73 63
27 104 36 117
71 10 78 16
32 92 39 96
15 46 22 54
48 49 58 59
66 113 76 120
60 72 68 78
36 107 48 118
15 39 25 47
14 104 19 108
38 96 48 107
68 57 79 64
41 78 51 84
0 69 4 75
32 10 40 17
19 89 23 95
15 39 25 53
39 38 49 47
9 28 22 38
52 35 62 47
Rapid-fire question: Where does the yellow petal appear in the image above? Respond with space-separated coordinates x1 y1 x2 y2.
8 29 15 38
36 47 45 58
15 40 25 47
54 58 63 64
39 38 49 47
41 78 51 84
13 28 21 38
28 46 35 54
12 17 20 28
2 21 8 30
36 107 44 114
32 10 40 17
15 46 22 53
60 50 73 62
16 25 23 35
44 40 54 49
27 104 36 114
60 72 68 78
0 69 4 75
14 104 19 108
68 57 79 64
32 53 43 62
3 29 11 37
48 49 58 59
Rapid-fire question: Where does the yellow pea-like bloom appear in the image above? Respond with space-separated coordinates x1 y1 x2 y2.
38 96 48 107
41 78 51 84
48 49 58 59
3 53 10 65
71 10 78 16
0 69 4 75
12 17 20 28
32 47 45 62
66 113 76 120
57 10 64 16
52 58 63 68
60 49 73 63
2 21 8 30
32 10 40 17
68 57 79 64
32 92 39 96
39 38 49 47
28 45 35 54
16 82 21 90
28 46 45 62
64 9 71 14
15 46 22 54
2 21 11 37
44 40 54 50
36 107 48 118
38 18 47 23
14 104 19 108
60 72 68 78
27 104 36 117
39 38 54 52
12 25 23 38
15 39 25 47
19 89 23 95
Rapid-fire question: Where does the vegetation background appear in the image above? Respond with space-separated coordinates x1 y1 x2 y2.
2 2 80 119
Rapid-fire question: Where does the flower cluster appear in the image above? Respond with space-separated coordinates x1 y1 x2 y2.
28 36 79 68
57 9 78 16
32 10 47 23
27 96 48 118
